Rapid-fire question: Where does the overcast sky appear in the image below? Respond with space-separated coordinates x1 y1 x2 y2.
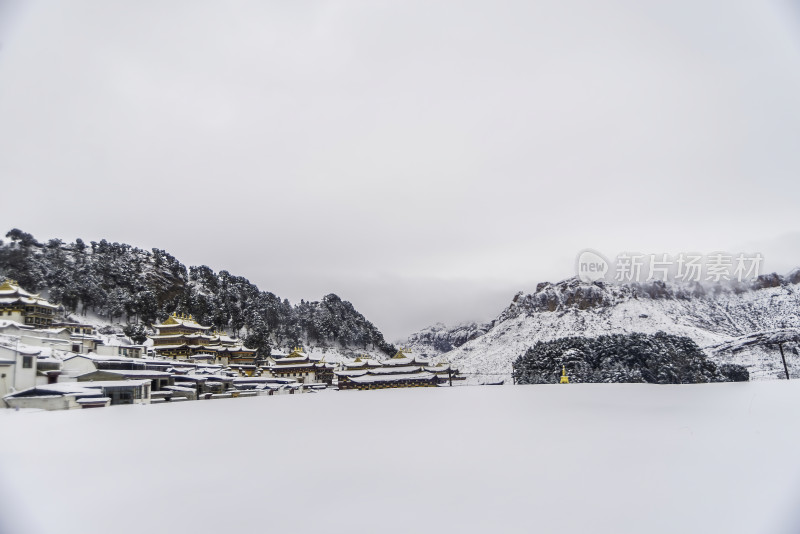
1 1 800 340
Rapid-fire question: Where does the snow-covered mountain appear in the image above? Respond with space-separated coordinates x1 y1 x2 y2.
405 270 800 382
0 229 396 359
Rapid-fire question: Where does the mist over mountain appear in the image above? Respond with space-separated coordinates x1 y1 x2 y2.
0 229 395 357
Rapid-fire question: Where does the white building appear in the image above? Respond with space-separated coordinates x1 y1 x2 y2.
0 320 147 359
0 344 41 398
3 380 152 410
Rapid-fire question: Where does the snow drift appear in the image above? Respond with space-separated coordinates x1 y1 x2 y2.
1 382 800 534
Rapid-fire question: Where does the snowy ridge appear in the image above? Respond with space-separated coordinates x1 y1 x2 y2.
406 273 800 383
403 321 493 352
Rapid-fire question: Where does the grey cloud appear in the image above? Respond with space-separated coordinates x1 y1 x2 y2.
1 0 800 339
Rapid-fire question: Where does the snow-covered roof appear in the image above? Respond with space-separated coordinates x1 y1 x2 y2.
217 345 257 353
176 375 209 383
271 362 316 369
63 353 132 362
381 356 415 366
101 335 145 348
335 370 368 377
78 369 172 378
0 296 58 308
3 380 151 399
153 342 255 353
149 333 213 340
346 372 437 384
342 357 382 368
0 279 36 297
0 280 59 309
232 377 295 384
153 314 211 330
0 345 43 356
366 365 423 375
0 320 33 330
18 335 71 345
152 343 198 350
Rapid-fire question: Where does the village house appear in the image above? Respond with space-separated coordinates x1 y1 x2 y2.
3 379 151 410
0 324 75 353
93 335 147 358
0 319 145 358
51 320 96 336
64 329 145 358
231 375 301 395
0 320 34 337
0 344 41 398
60 353 153 379
76 369 173 392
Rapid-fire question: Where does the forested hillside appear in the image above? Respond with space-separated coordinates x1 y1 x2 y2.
512 332 749 384
0 229 395 356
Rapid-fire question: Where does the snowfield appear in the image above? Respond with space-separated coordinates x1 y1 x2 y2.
2 383 800 534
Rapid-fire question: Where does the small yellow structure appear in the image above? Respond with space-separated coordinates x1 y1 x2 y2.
559 365 570 384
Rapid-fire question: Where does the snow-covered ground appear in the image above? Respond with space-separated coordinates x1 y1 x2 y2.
2 382 800 534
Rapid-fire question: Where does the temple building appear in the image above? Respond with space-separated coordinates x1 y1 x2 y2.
210 332 258 366
335 349 464 390
266 347 335 385
427 362 466 386
148 313 257 365
0 279 58 327
339 355 383 372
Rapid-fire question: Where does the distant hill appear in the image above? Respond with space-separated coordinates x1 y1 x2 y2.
0 228 395 357
406 274 800 382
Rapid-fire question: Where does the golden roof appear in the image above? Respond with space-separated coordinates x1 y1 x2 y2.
287 346 305 358
392 347 412 359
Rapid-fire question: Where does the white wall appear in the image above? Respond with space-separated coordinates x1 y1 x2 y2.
0 363 13 400
0 346 37 392
19 335 71 351
60 357 97 379
93 344 143 358
4 394 81 411
0 310 25 324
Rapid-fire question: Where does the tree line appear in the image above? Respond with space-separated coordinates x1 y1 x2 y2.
0 229 396 357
